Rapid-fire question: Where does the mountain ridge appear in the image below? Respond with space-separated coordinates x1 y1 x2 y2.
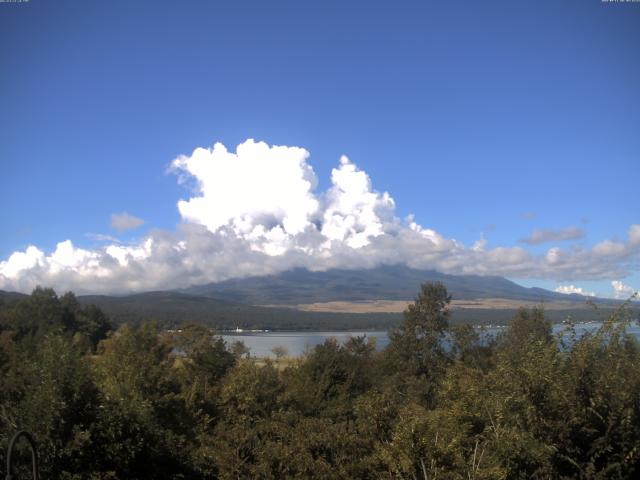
179 264 603 305
2 266 630 330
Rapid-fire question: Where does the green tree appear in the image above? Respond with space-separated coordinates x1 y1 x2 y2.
210 360 284 478
0 333 102 479
284 337 374 420
385 281 452 405
172 322 236 411
91 322 196 479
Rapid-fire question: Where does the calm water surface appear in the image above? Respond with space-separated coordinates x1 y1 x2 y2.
222 322 640 358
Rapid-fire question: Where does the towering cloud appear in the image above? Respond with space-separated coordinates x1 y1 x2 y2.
321 156 396 249
171 140 319 241
1 139 639 294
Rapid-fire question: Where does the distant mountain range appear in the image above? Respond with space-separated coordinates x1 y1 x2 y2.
179 265 600 305
1 265 631 330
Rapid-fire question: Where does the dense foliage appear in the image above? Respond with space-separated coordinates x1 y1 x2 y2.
1 284 639 479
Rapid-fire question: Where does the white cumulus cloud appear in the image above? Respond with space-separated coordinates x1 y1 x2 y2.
171 140 319 241
554 285 595 297
321 156 396 249
0 246 45 279
1 139 639 295
611 280 638 300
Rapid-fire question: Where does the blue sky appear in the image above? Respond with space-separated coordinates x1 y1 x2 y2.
0 0 638 297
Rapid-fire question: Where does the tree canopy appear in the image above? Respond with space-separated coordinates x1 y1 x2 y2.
1 284 640 479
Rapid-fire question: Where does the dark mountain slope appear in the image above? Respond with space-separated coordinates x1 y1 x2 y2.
181 264 597 305
0 290 28 305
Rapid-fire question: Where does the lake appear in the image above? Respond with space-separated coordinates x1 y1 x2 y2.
222 321 640 358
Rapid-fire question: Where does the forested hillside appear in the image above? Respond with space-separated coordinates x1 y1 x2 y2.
77 291 402 331
1 284 633 331
1 285 639 479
